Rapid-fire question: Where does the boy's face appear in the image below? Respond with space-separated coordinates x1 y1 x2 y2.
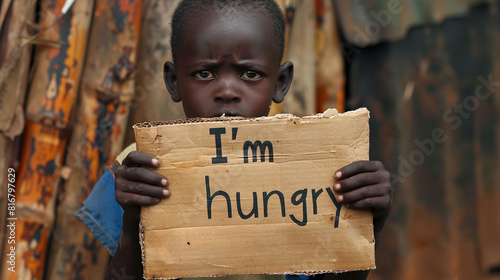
164 8 293 118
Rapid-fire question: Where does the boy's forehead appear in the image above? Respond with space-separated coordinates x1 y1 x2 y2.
179 8 279 60
184 8 273 36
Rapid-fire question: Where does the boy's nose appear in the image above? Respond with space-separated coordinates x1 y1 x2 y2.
214 83 241 103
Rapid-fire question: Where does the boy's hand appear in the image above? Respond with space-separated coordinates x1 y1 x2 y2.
334 161 392 217
115 151 170 219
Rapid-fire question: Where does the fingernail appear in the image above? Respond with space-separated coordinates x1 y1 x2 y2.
152 158 159 166
161 179 168 186
334 183 341 191
335 171 342 179
162 189 170 196
337 195 343 202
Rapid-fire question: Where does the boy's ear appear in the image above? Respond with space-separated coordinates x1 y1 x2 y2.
164 61 181 102
272 61 294 103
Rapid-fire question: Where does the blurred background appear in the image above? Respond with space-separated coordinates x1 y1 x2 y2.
0 0 499 279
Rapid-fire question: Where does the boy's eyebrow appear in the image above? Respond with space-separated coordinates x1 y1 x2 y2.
187 61 224 70
186 60 269 71
235 61 269 71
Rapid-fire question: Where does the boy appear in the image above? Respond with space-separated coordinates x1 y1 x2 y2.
78 1 392 279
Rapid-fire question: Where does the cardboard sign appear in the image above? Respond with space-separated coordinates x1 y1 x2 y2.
135 108 374 279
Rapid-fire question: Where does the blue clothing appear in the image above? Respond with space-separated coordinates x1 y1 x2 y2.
75 162 123 256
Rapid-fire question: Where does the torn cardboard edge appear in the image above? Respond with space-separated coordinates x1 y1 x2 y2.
133 108 366 128
136 108 374 280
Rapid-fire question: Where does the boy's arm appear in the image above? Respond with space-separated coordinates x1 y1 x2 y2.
317 271 370 280
106 215 143 279
105 151 170 280
321 160 393 280
333 160 392 238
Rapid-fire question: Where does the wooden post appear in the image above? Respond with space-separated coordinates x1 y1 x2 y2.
0 0 35 131
46 0 143 279
2 121 68 280
0 0 36 278
273 0 317 117
0 134 11 261
268 0 291 116
314 0 344 113
25 0 95 128
123 0 183 146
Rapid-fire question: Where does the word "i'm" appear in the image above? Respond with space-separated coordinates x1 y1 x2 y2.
210 127 274 164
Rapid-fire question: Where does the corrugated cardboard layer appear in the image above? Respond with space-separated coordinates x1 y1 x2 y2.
135 108 374 279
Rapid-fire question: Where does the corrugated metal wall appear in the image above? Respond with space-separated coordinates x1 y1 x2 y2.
336 1 500 279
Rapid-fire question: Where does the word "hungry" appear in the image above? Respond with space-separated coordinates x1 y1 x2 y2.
205 175 342 227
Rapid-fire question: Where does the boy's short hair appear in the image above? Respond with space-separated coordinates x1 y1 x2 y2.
170 0 286 63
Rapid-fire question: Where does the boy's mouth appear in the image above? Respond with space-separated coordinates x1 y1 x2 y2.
213 109 241 117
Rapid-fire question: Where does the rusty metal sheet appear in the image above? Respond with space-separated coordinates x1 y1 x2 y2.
345 3 500 279
334 0 494 47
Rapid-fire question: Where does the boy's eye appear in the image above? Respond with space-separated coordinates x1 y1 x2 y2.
241 71 262 80
193 71 215 80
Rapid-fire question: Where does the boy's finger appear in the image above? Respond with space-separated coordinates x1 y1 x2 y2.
344 196 392 217
122 151 160 168
335 161 383 180
119 182 170 198
334 172 386 193
337 184 391 204
116 192 162 207
117 166 168 187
